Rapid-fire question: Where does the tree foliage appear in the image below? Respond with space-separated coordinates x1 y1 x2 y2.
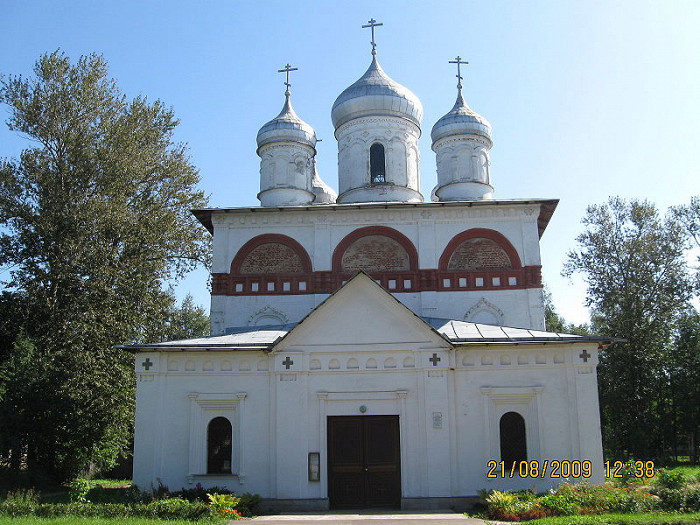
0 51 210 481
668 310 700 462
563 197 694 460
150 293 210 343
543 285 592 336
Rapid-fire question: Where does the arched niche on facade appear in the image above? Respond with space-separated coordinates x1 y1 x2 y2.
231 234 313 276
465 297 505 326
499 411 527 465
207 416 233 474
439 228 522 271
332 226 418 274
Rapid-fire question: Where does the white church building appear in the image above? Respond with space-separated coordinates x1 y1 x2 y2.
129 22 611 510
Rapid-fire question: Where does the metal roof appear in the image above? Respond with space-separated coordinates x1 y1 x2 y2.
117 328 286 351
423 318 620 346
121 319 618 352
192 199 559 238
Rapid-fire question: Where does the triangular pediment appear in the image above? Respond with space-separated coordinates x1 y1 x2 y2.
273 272 452 352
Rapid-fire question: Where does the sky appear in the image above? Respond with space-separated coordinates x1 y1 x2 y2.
1 0 699 325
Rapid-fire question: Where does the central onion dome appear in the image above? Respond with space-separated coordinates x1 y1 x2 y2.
257 93 317 151
332 55 424 204
331 56 423 132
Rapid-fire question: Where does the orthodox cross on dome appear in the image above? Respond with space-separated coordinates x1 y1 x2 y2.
362 18 383 56
449 56 468 91
278 63 298 96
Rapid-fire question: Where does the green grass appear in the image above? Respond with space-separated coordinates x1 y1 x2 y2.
87 480 132 489
520 512 700 525
662 466 700 482
0 519 228 525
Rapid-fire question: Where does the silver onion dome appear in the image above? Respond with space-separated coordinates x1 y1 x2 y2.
431 90 492 145
331 56 423 130
256 93 317 151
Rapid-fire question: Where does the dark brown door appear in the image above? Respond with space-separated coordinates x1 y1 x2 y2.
327 415 401 509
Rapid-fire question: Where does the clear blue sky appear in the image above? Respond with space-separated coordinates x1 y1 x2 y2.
2 0 699 325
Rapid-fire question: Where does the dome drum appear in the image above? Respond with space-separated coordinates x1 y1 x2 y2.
335 115 422 204
434 181 493 201
337 184 423 204
257 186 316 207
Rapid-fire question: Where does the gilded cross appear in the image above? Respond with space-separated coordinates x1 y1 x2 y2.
579 349 591 363
429 353 441 366
282 356 294 369
278 63 298 94
449 56 468 90
362 18 383 55
142 357 154 370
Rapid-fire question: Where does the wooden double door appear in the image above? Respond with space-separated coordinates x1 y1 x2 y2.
327 415 401 509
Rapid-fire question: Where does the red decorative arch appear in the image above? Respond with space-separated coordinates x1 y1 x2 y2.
231 234 312 275
332 226 419 273
438 228 522 270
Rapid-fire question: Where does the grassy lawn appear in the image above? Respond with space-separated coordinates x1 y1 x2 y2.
522 512 700 525
87 480 133 489
0 519 228 525
661 465 700 480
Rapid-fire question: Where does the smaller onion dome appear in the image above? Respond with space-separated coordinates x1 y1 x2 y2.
310 160 337 204
256 93 317 151
431 89 492 145
331 56 423 130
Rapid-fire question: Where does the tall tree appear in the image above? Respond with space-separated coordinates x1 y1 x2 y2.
149 293 210 343
673 196 700 250
668 310 700 463
563 197 693 460
543 285 592 336
0 51 210 481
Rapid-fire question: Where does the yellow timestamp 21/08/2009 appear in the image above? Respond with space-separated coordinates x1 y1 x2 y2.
486 460 592 478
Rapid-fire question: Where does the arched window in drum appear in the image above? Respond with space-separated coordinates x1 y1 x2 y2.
370 143 386 184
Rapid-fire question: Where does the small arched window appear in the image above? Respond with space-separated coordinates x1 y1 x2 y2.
207 417 232 474
499 411 527 465
370 143 386 184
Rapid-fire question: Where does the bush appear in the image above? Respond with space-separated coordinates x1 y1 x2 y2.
207 493 242 519
655 487 700 512
86 484 148 504
536 492 581 515
0 488 39 517
480 483 661 521
236 492 262 517
69 477 91 503
657 469 687 490
173 482 233 502
0 499 212 520
139 497 211 520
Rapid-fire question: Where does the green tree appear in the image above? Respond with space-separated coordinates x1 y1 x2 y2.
543 285 592 335
543 286 567 333
668 310 700 462
0 51 210 481
152 293 210 342
673 196 700 250
563 197 693 460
